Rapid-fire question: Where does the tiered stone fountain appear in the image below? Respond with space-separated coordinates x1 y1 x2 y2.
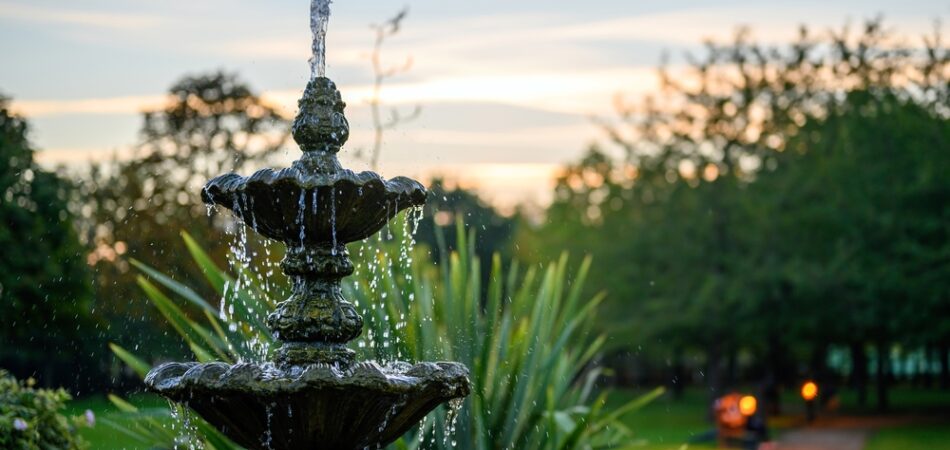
144 2 470 449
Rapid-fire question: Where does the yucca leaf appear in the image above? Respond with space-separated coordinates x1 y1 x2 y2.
137 276 220 362
182 230 228 292
107 394 140 413
131 258 216 314
592 386 666 432
108 343 151 380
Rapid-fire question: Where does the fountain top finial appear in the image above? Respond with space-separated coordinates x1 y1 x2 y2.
291 77 349 156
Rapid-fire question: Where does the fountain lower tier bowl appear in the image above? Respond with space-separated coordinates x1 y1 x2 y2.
146 360 470 450
202 167 427 246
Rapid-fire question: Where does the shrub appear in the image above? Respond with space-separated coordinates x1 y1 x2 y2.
0 370 87 450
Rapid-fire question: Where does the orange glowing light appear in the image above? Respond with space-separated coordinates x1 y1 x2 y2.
739 395 757 416
801 381 818 401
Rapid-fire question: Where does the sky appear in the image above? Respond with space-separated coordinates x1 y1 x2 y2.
2 0 947 210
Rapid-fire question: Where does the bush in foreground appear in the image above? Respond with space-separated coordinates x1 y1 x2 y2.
0 370 88 450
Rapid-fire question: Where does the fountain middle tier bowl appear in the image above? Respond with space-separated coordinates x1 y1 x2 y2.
202 168 427 246
146 360 470 450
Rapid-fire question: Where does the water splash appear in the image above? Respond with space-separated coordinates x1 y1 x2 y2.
297 190 307 245
309 0 332 79
330 187 338 254
221 194 275 362
442 398 463 448
262 402 275 450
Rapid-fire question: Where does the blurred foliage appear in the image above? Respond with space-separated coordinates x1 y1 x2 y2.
522 18 950 407
107 222 658 449
349 220 662 449
0 96 97 390
73 71 289 363
415 178 517 285
0 370 88 450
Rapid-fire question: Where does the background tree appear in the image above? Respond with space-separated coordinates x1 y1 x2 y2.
0 95 97 390
415 178 517 279
759 90 950 410
76 72 290 362
522 19 949 408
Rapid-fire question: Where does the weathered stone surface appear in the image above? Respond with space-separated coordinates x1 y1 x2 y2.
292 77 349 153
202 168 426 247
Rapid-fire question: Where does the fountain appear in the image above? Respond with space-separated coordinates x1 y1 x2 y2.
143 2 471 448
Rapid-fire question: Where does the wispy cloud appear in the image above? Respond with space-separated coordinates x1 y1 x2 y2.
35 147 131 165
12 95 168 117
16 66 657 119
382 162 561 211
0 2 165 30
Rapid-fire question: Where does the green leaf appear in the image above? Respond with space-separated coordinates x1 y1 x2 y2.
182 230 228 292
107 394 140 413
137 276 220 362
131 258 217 314
108 343 151 379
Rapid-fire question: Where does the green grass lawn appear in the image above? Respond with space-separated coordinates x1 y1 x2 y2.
608 386 950 450
836 386 950 415
65 386 950 449
65 393 171 450
867 424 950 450
606 388 718 450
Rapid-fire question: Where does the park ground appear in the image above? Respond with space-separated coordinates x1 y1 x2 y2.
68 387 950 449
606 387 950 450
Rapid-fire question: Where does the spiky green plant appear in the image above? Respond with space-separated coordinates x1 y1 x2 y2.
350 221 663 450
107 221 660 449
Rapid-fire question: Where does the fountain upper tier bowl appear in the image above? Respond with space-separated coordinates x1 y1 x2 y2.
202 166 426 246
201 77 427 247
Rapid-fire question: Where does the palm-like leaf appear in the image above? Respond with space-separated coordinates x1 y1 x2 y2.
106 223 657 449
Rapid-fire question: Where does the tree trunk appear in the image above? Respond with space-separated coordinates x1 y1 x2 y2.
940 343 949 390
726 349 738 387
876 341 890 411
708 341 724 402
922 345 934 389
811 342 830 382
850 342 868 407
764 335 782 415
671 348 686 400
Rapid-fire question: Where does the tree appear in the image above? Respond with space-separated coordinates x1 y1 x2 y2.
415 178 516 275
0 95 96 390
761 91 950 410
524 18 949 405
75 72 290 362
361 8 420 171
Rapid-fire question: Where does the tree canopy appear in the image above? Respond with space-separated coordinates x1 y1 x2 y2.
0 95 96 389
523 19 950 407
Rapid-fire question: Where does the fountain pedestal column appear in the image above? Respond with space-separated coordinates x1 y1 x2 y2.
268 245 362 366
264 78 362 367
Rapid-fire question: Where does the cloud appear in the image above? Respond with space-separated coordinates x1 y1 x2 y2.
381 162 561 211
11 95 168 117
35 147 131 166
15 65 657 119
0 2 165 30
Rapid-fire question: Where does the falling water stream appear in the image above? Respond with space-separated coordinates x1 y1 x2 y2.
309 0 332 79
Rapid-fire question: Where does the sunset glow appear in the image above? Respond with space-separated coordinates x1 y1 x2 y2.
2 0 944 207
